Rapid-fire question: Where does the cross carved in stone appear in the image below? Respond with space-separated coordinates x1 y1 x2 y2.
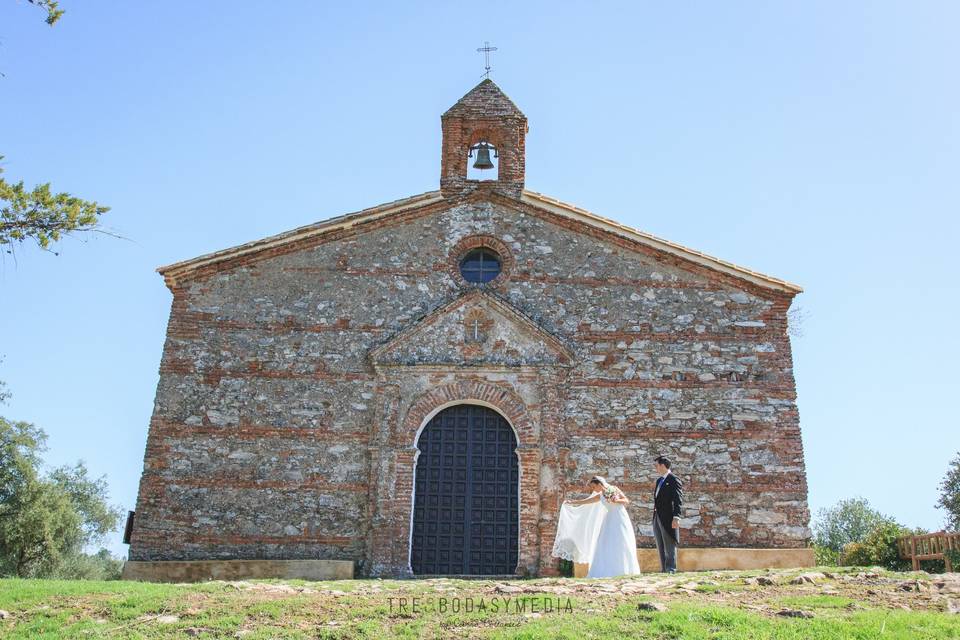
465 312 488 344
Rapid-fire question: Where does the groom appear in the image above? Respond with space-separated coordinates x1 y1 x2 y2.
653 455 683 573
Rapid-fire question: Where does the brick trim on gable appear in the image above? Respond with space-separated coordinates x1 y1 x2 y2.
157 188 800 297
477 190 799 303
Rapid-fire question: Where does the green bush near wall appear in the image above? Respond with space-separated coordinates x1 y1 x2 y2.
814 544 840 566
841 522 913 571
945 548 960 571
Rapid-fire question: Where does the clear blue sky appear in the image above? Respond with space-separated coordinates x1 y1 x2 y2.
1 2 957 557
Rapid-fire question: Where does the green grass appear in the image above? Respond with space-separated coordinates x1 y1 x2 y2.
693 582 745 594
777 595 857 610
493 601 960 639
0 578 958 639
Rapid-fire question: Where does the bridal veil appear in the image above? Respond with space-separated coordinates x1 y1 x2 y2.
550 492 606 564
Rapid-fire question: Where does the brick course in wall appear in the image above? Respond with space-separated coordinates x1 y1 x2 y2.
128 79 810 577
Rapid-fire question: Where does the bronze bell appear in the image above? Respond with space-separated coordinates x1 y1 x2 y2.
470 142 496 171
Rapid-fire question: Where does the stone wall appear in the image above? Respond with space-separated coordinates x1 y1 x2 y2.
129 193 809 576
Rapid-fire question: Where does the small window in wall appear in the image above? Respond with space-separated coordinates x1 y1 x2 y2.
467 141 498 181
459 248 502 283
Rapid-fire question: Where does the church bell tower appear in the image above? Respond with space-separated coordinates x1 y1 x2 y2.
440 79 528 199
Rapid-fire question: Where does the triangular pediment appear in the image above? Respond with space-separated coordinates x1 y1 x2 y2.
158 188 801 295
369 289 573 368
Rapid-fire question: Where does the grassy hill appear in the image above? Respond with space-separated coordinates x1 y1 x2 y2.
1 566 958 638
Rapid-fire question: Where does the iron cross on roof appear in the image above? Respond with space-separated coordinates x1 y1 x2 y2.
477 41 498 79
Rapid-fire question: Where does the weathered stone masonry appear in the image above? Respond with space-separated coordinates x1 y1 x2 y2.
129 80 810 578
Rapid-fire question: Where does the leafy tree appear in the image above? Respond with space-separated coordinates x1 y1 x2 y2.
26 0 64 25
812 497 896 553
0 158 110 255
2 3 111 255
937 452 960 531
0 417 122 577
0 418 45 508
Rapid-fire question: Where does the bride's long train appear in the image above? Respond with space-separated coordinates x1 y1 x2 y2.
552 492 642 577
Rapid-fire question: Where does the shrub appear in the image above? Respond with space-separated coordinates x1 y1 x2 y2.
50 549 123 580
814 544 839 566
840 542 868 567
840 522 913 571
812 498 896 553
937 452 960 531
945 548 960 572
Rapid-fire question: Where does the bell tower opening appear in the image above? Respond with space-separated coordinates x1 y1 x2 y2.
466 140 499 181
440 79 527 198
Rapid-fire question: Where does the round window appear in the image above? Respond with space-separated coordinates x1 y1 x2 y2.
459 248 502 284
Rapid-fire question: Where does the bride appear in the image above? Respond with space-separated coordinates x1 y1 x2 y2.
551 476 641 578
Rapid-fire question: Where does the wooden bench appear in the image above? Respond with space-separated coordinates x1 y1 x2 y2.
897 531 959 572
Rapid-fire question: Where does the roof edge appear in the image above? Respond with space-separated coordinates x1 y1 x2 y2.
156 186 802 297
441 78 526 119
520 190 803 295
157 190 443 286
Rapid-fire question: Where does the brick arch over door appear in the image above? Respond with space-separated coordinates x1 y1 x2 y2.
400 381 535 445
395 380 542 576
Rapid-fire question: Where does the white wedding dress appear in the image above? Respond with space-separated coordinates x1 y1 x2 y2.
551 491 641 578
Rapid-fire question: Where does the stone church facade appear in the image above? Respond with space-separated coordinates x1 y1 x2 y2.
126 80 812 580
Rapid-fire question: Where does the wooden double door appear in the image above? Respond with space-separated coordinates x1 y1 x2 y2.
410 404 519 575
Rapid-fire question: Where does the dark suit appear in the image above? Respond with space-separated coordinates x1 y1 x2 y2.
653 472 683 572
